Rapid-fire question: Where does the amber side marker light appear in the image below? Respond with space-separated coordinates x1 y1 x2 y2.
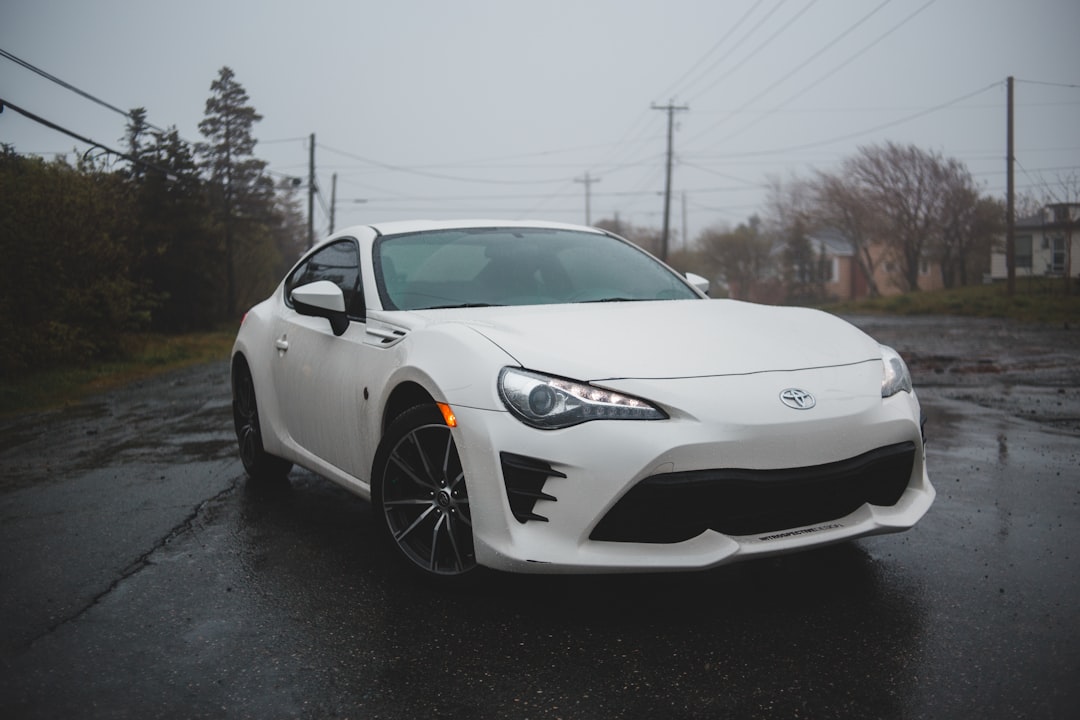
437 402 458 428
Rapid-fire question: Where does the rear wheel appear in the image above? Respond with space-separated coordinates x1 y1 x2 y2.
371 405 477 579
232 360 292 480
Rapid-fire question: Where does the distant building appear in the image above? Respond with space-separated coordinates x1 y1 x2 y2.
723 229 946 304
806 229 943 301
806 229 864 301
990 203 1080 280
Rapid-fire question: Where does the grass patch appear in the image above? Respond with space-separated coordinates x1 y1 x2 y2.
819 280 1080 325
0 329 236 417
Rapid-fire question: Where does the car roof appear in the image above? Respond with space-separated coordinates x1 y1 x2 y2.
362 218 607 236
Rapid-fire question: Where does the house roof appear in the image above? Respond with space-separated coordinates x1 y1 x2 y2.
807 228 854 257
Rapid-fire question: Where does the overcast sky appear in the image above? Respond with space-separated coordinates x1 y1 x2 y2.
2 0 1078 244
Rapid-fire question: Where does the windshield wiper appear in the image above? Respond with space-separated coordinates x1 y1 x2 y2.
424 302 504 310
579 297 646 304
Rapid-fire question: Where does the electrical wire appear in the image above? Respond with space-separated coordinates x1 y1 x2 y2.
0 96 174 177
697 0 892 128
687 0 820 104
654 0 767 102
669 0 788 103
690 0 938 150
694 81 1003 160
317 142 570 186
0 46 170 136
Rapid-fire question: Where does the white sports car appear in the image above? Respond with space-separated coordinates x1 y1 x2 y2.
231 219 933 579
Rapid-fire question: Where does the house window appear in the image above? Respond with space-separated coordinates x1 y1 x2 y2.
1016 235 1032 269
1050 235 1066 274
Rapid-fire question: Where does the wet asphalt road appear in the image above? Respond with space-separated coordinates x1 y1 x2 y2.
1 316 1078 719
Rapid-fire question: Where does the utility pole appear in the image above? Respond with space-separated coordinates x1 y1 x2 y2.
307 132 316 249
652 100 688 261
329 172 337 235
1006 77 1015 296
681 190 688 253
574 171 601 225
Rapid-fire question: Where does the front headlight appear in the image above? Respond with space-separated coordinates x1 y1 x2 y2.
498 367 667 430
881 345 913 397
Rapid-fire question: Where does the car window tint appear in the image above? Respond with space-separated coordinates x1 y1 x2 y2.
375 228 698 310
286 239 365 318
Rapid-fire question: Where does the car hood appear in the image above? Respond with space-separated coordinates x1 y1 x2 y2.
424 300 882 381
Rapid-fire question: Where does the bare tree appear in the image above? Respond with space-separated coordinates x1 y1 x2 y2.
847 143 952 292
763 176 827 302
812 170 884 297
699 216 775 301
935 164 1003 288
811 142 993 294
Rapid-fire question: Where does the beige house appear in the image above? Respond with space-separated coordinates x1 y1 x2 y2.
726 230 947 303
807 230 943 300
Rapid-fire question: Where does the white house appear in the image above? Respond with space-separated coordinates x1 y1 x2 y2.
991 203 1080 280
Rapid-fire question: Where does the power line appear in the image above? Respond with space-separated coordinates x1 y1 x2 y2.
655 0 767 101
317 143 570 185
1016 79 1080 90
0 46 168 135
670 0 787 102
688 0 821 104
700 0 892 125
690 0 939 150
691 82 1001 160
699 0 937 150
0 96 174 177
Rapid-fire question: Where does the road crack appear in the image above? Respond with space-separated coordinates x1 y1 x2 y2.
30 478 240 647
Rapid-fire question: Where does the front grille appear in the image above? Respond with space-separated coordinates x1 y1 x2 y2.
590 442 916 543
501 453 565 523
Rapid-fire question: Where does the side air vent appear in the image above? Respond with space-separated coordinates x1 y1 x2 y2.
500 452 566 523
365 323 408 347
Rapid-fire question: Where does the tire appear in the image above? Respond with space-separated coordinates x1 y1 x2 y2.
371 404 478 579
231 360 292 480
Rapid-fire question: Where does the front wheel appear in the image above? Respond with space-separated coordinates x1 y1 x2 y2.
371 405 477 579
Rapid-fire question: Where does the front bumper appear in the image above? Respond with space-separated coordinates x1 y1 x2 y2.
448 365 934 574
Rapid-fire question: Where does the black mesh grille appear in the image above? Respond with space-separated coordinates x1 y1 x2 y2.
590 441 917 543
501 453 565 523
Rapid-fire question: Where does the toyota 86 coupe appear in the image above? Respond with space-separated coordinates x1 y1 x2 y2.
231 219 933 579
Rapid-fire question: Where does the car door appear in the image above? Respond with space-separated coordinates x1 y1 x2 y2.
271 238 372 476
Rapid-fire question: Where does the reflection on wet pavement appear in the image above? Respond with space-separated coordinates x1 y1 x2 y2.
1 318 1078 718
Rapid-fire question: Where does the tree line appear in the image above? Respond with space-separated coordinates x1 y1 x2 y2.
681 142 1006 302
0 67 305 374
0 73 1026 376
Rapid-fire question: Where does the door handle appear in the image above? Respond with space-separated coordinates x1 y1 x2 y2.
275 337 289 352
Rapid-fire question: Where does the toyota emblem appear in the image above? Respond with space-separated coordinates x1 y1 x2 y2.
780 388 816 410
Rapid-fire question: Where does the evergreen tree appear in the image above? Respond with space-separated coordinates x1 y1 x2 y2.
197 67 273 318
139 129 221 331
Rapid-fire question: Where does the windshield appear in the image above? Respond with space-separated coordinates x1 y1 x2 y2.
374 227 700 311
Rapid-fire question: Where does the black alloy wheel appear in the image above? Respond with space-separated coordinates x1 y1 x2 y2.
372 405 477 578
231 360 292 480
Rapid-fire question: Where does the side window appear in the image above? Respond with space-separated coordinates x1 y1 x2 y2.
286 239 365 319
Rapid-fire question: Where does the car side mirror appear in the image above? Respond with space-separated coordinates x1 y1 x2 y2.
292 281 350 336
685 272 710 296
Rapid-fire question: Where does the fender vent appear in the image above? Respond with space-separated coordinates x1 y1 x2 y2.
365 323 408 347
500 453 565 523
